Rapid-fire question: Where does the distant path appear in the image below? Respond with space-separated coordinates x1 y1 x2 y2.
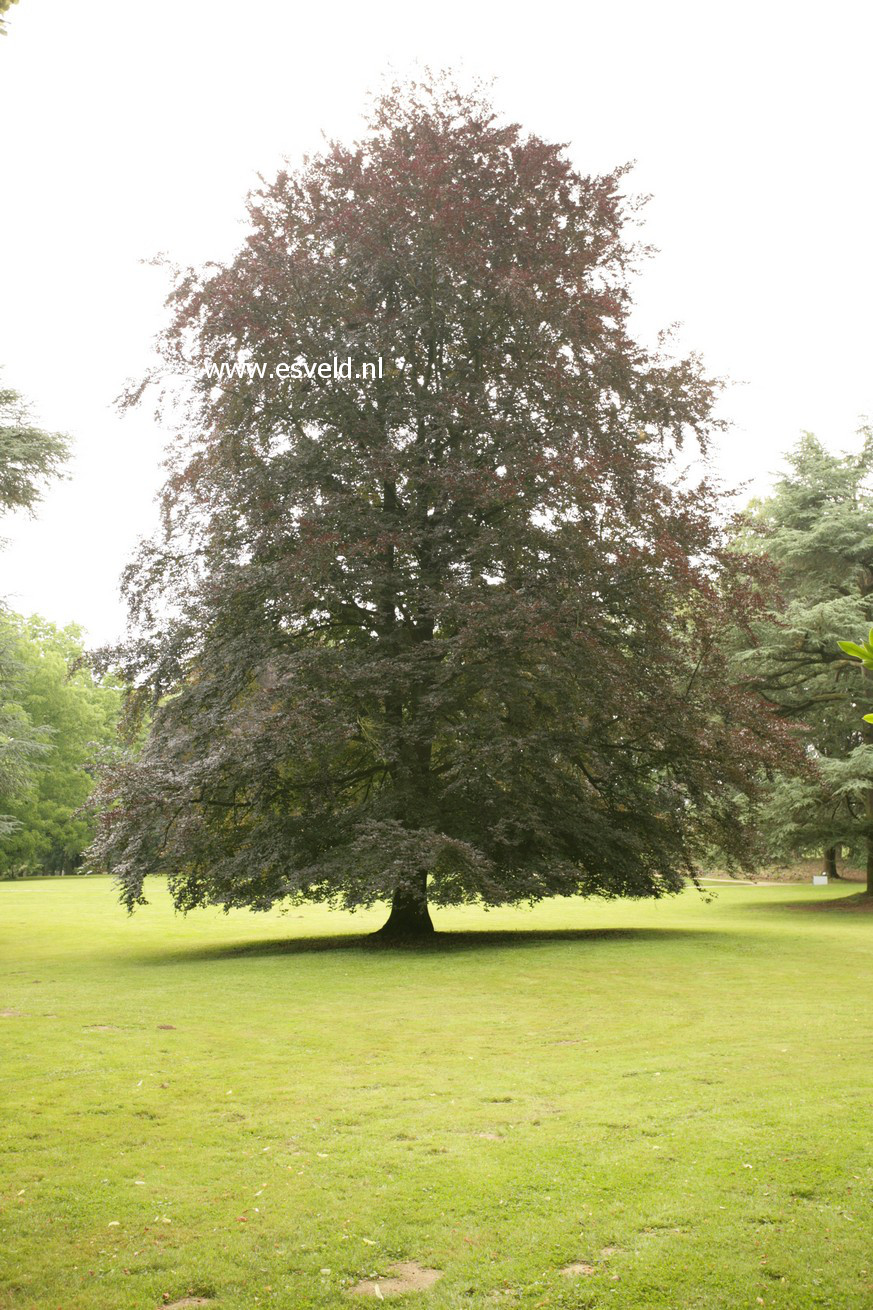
697 877 814 886
696 876 864 887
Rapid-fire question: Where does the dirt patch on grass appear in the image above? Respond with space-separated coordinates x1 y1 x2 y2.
561 1262 596 1277
349 1261 443 1296
0 1008 24 1017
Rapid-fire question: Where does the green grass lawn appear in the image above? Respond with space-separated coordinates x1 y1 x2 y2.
1 878 872 1310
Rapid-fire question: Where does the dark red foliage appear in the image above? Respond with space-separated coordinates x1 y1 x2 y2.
89 76 796 924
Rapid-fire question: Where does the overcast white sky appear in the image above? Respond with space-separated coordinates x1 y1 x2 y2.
1 0 871 644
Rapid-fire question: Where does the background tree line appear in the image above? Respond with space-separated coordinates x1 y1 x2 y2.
0 611 120 876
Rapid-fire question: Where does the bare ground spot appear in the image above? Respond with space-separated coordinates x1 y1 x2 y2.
85 1024 119 1031
561 1262 596 1277
349 1261 443 1297
0 1008 23 1018
477 1132 503 1140
157 1024 177 1030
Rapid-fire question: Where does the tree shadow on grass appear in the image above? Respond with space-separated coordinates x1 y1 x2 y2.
741 890 873 916
143 925 727 966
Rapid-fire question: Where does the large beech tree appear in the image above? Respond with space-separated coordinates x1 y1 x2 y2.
90 78 793 935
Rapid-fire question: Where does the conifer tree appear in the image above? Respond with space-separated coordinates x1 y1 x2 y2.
738 433 873 887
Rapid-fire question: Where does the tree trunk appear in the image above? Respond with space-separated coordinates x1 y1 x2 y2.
375 872 434 939
824 846 840 879
864 667 873 896
854 670 870 896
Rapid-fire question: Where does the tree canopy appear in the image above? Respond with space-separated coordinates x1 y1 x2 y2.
0 387 68 519
0 0 19 36
89 77 795 934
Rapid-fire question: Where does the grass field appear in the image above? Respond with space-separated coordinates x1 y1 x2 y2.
1 877 872 1310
